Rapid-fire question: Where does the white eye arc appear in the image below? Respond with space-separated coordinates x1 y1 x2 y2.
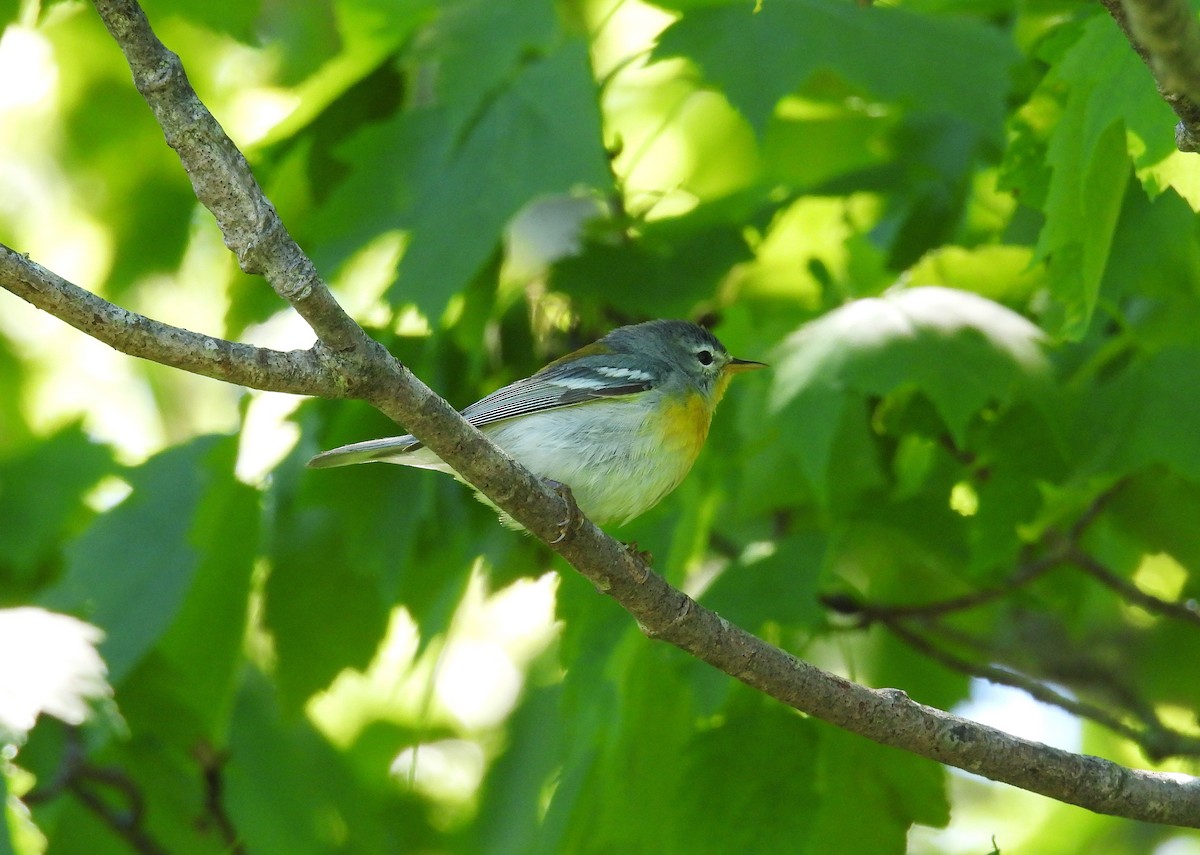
696 349 714 366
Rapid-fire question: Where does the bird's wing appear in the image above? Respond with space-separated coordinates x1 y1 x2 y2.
307 351 662 468
461 351 659 429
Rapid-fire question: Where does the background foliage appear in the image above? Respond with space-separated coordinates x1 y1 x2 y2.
3 0 1200 851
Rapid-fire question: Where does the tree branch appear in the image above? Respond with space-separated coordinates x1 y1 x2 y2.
4 0 1194 829
881 615 1200 761
88 0 370 353
1069 547 1200 627
0 245 345 397
1104 0 1200 151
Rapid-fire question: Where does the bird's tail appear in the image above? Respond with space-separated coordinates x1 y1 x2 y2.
306 435 424 469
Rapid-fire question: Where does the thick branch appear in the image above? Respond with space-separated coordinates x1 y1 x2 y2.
0 245 345 397
73 0 1200 829
89 0 372 354
552 533 1200 825
1105 0 1200 151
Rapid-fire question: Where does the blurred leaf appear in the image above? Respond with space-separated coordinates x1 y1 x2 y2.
807 726 949 850
388 38 611 317
551 197 761 319
139 0 262 42
1036 16 1139 339
702 532 827 632
150 464 258 739
471 681 564 855
0 424 113 590
1106 471 1200 578
225 669 432 854
258 0 342 84
41 436 240 684
552 641 695 854
267 401 492 705
764 99 895 189
654 0 1015 141
0 762 22 855
1101 182 1200 314
416 0 559 125
63 78 196 297
1077 346 1200 482
671 703 821 854
307 0 598 316
0 340 28 449
907 244 1050 304
768 287 1049 503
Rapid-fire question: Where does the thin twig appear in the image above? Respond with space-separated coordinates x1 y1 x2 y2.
882 616 1155 746
822 553 1062 623
886 617 1200 761
196 744 246 854
70 773 169 855
1069 547 1200 627
25 729 170 855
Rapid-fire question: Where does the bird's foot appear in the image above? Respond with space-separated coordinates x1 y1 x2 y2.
624 541 654 582
546 479 580 545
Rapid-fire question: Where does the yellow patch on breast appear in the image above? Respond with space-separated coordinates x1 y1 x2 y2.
656 392 714 465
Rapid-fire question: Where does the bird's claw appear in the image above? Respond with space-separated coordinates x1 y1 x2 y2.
546 479 580 545
624 540 653 581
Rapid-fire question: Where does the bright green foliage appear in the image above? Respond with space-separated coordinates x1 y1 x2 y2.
655 0 1015 140
5 0 1200 852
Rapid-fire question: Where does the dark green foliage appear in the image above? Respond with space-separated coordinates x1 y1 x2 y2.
5 0 1200 852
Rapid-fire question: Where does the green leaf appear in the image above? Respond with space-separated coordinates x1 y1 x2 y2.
0 340 28 450
550 199 758 319
1036 15 1141 339
654 0 1015 141
1076 346 1200 482
807 726 949 851
767 287 1050 503
388 38 611 317
551 640 695 854
139 0 262 42
1101 183 1200 313
1107 470 1200 579
471 682 565 855
701 531 828 632
225 669 432 854
0 767 14 855
907 244 1050 304
0 424 113 589
415 0 560 127
41 436 240 684
670 703 821 854
267 407 486 705
149 463 259 740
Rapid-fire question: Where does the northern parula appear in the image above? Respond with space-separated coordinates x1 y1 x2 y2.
308 319 765 525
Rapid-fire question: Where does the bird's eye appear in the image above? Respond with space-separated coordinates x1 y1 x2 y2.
696 349 714 366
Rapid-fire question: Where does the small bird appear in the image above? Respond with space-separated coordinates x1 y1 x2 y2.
308 320 764 525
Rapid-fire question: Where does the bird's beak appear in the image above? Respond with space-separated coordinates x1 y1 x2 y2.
726 358 767 374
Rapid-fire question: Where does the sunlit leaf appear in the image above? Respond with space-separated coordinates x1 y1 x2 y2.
768 286 1050 502
0 424 113 587
41 436 242 685
388 38 611 317
654 0 1015 141
1035 15 1141 339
